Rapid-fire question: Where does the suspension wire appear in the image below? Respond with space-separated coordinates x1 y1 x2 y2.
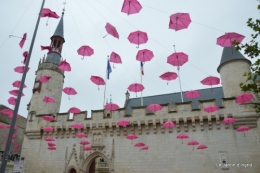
0 0 34 50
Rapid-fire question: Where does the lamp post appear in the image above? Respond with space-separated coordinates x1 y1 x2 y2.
0 0 45 171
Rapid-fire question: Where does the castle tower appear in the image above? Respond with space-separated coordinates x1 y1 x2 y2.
28 13 65 117
217 47 251 98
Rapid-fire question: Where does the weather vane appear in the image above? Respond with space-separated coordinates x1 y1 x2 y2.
63 1 66 12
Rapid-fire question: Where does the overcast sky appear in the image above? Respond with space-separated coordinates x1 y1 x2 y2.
0 0 259 118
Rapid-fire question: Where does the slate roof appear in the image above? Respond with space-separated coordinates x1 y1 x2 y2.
51 12 64 41
217 47 251 72
124 87 224 115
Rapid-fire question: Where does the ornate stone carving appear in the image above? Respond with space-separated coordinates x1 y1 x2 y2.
91 130 105 150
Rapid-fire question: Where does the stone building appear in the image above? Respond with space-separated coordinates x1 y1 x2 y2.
21 12 260 173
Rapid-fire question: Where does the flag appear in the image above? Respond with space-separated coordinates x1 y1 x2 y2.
107 59 112 79
140 62 144 75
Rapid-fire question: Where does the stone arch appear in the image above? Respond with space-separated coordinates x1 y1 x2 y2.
66 165 79 173
81 151 113 173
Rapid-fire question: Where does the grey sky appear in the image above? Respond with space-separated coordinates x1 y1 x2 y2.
0 0 259 118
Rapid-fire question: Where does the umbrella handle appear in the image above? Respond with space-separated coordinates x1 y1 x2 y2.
167 81 168 85
81 56 84 60
103 34 108 38
68 96 70 100
46 17 49 26
113 64 115 69
136 45 139 48
98 86 100 90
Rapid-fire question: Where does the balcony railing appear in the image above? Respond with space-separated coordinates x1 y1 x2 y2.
98 162 109 168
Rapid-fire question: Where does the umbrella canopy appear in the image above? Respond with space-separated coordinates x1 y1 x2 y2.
163 121 175 128
48 143 56 147
40 46 52 54
128 30 148 48
76 132 86 138
203 105 219 113
134 142 145 147
197 145 207 150
237 126 250 132
62 87 77 99
22 51 28 64
110 52 122 64
184 90 200 99
167 52 188 67
136 49 154 62
177 133 189 144
141 146 148 150
8 97 16 105
0 124 5 129
14 144 20 152
159 72 178 84
12 80 27 88
200 76 220 86
105 23 119 39
43 126 54 132
126 134 138 141
19 33 27 48
104 103 120 111
90 76 106 89
43 96 55 103
235 93 253 104
58 60 71 72
80 140 90 146
83 147 93 151
188 140 199 146
45 137 55 142
127 83 144 95
0 109 21 119
42 116 55 122
121 0 142 15
71 123 84 130
217 32 245 47
147 104 163 113
169 13 192 31
68 107 81 114
40 75 52 83
77 46 94 59
222 118 236 124
117 119 130 127
9 90 25 97
41 8 60 18
14 66 30 73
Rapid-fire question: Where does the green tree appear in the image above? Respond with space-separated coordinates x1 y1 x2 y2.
234 5 260 112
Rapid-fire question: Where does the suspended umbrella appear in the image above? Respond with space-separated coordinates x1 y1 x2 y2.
127 83 144 97
12 80 27 88
14 144 20 152
8 97 16 106
134 142 145 147
104 103 120 111
110 52 122 68
9 90 25 97
141 146 148 154
76 132 86 139
117 119 130 127
22 51 28 64
147 104 163 114
80 140 90 146
40 46 52 54
126 134 138 144
48 147 56 154
184 90 200 102
48 143 56 147
222 117 236 129
235 93 253 104
40 75 52 83
45 137 55 142
14 66 30 74
77 45 94 60
237 126 250 137
104 23 119 39
136 49 154 62
197 145 207 153
71 123 84 130
90 76 106 90
0 109 21 119
68 107 81 114
58 60 71 72
203 105 219 114
43 96 55 107
188 140 199 151
19 33 27 48
217 32 245 47
176 133 189 144
62 87 77 100
163 121 175 128
42 116 55 122
200 76 220 91
159 72 178 85
0 124 5 129
83 147 93 151
128 30 148 48
43 126 54 132
169 13 192 31
41 8 60 25
121 0 142 15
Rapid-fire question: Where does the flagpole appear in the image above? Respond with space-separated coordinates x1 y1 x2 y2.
140 63 143 106
103 56 109 107
177 66 184 102
0 0 46 172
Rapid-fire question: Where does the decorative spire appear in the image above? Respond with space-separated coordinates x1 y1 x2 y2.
51 13 65 42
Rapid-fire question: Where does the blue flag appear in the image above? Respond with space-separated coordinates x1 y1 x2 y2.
107 59 112 79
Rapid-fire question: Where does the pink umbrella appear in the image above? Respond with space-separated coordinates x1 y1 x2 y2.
134 142 145 147
80 140 90 146
14 144 20 152
163 121 175 128
12 80 27 88
19 33 27 48
110 52 122 68
45 137 55 142
136 49 154 62
141 146 148 154
127 83 144 96
169 13 192 31
159 72 178 85
8 97 16 106
184 90 200 99
104 103 120 111
0 124 5 129
43 96 55 105
48 143 56 147
0 109 21 119
22 51 28 64
9 90 25 97
167 52 188 68
83 147 93 151
40 75 52 83
147 104 163 113
177 133 189 144
76 132 86 138
41 46 52 54
128 30 148 48
6 125 18 130
235 93 253 104
117 119 130 127
197 145 207 153
188 140 199 151
58 60 71 72
43 126 54 132
47 147 56 153
14 66 30 73
41 8 60 26
222 118 236 124
200 76 220 90
237 125 250 137
203 105 219 113
68 107 81 114
126 134 138 144
121 0 142 15
217 32 245 47
71 123 84 130
104 23 119 39
5 133 17 138
62 87 77 100
77 46 94 60
42 116 55 122
90 76 106 90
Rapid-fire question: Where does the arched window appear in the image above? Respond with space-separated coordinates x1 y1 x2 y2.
57 40 61 48
53 40 57 47
69 168 77 173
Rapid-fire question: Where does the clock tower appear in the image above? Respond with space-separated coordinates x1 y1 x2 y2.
28 12 65 118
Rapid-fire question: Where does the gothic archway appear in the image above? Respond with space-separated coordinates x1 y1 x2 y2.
69 168 77 173
81 151 114 173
